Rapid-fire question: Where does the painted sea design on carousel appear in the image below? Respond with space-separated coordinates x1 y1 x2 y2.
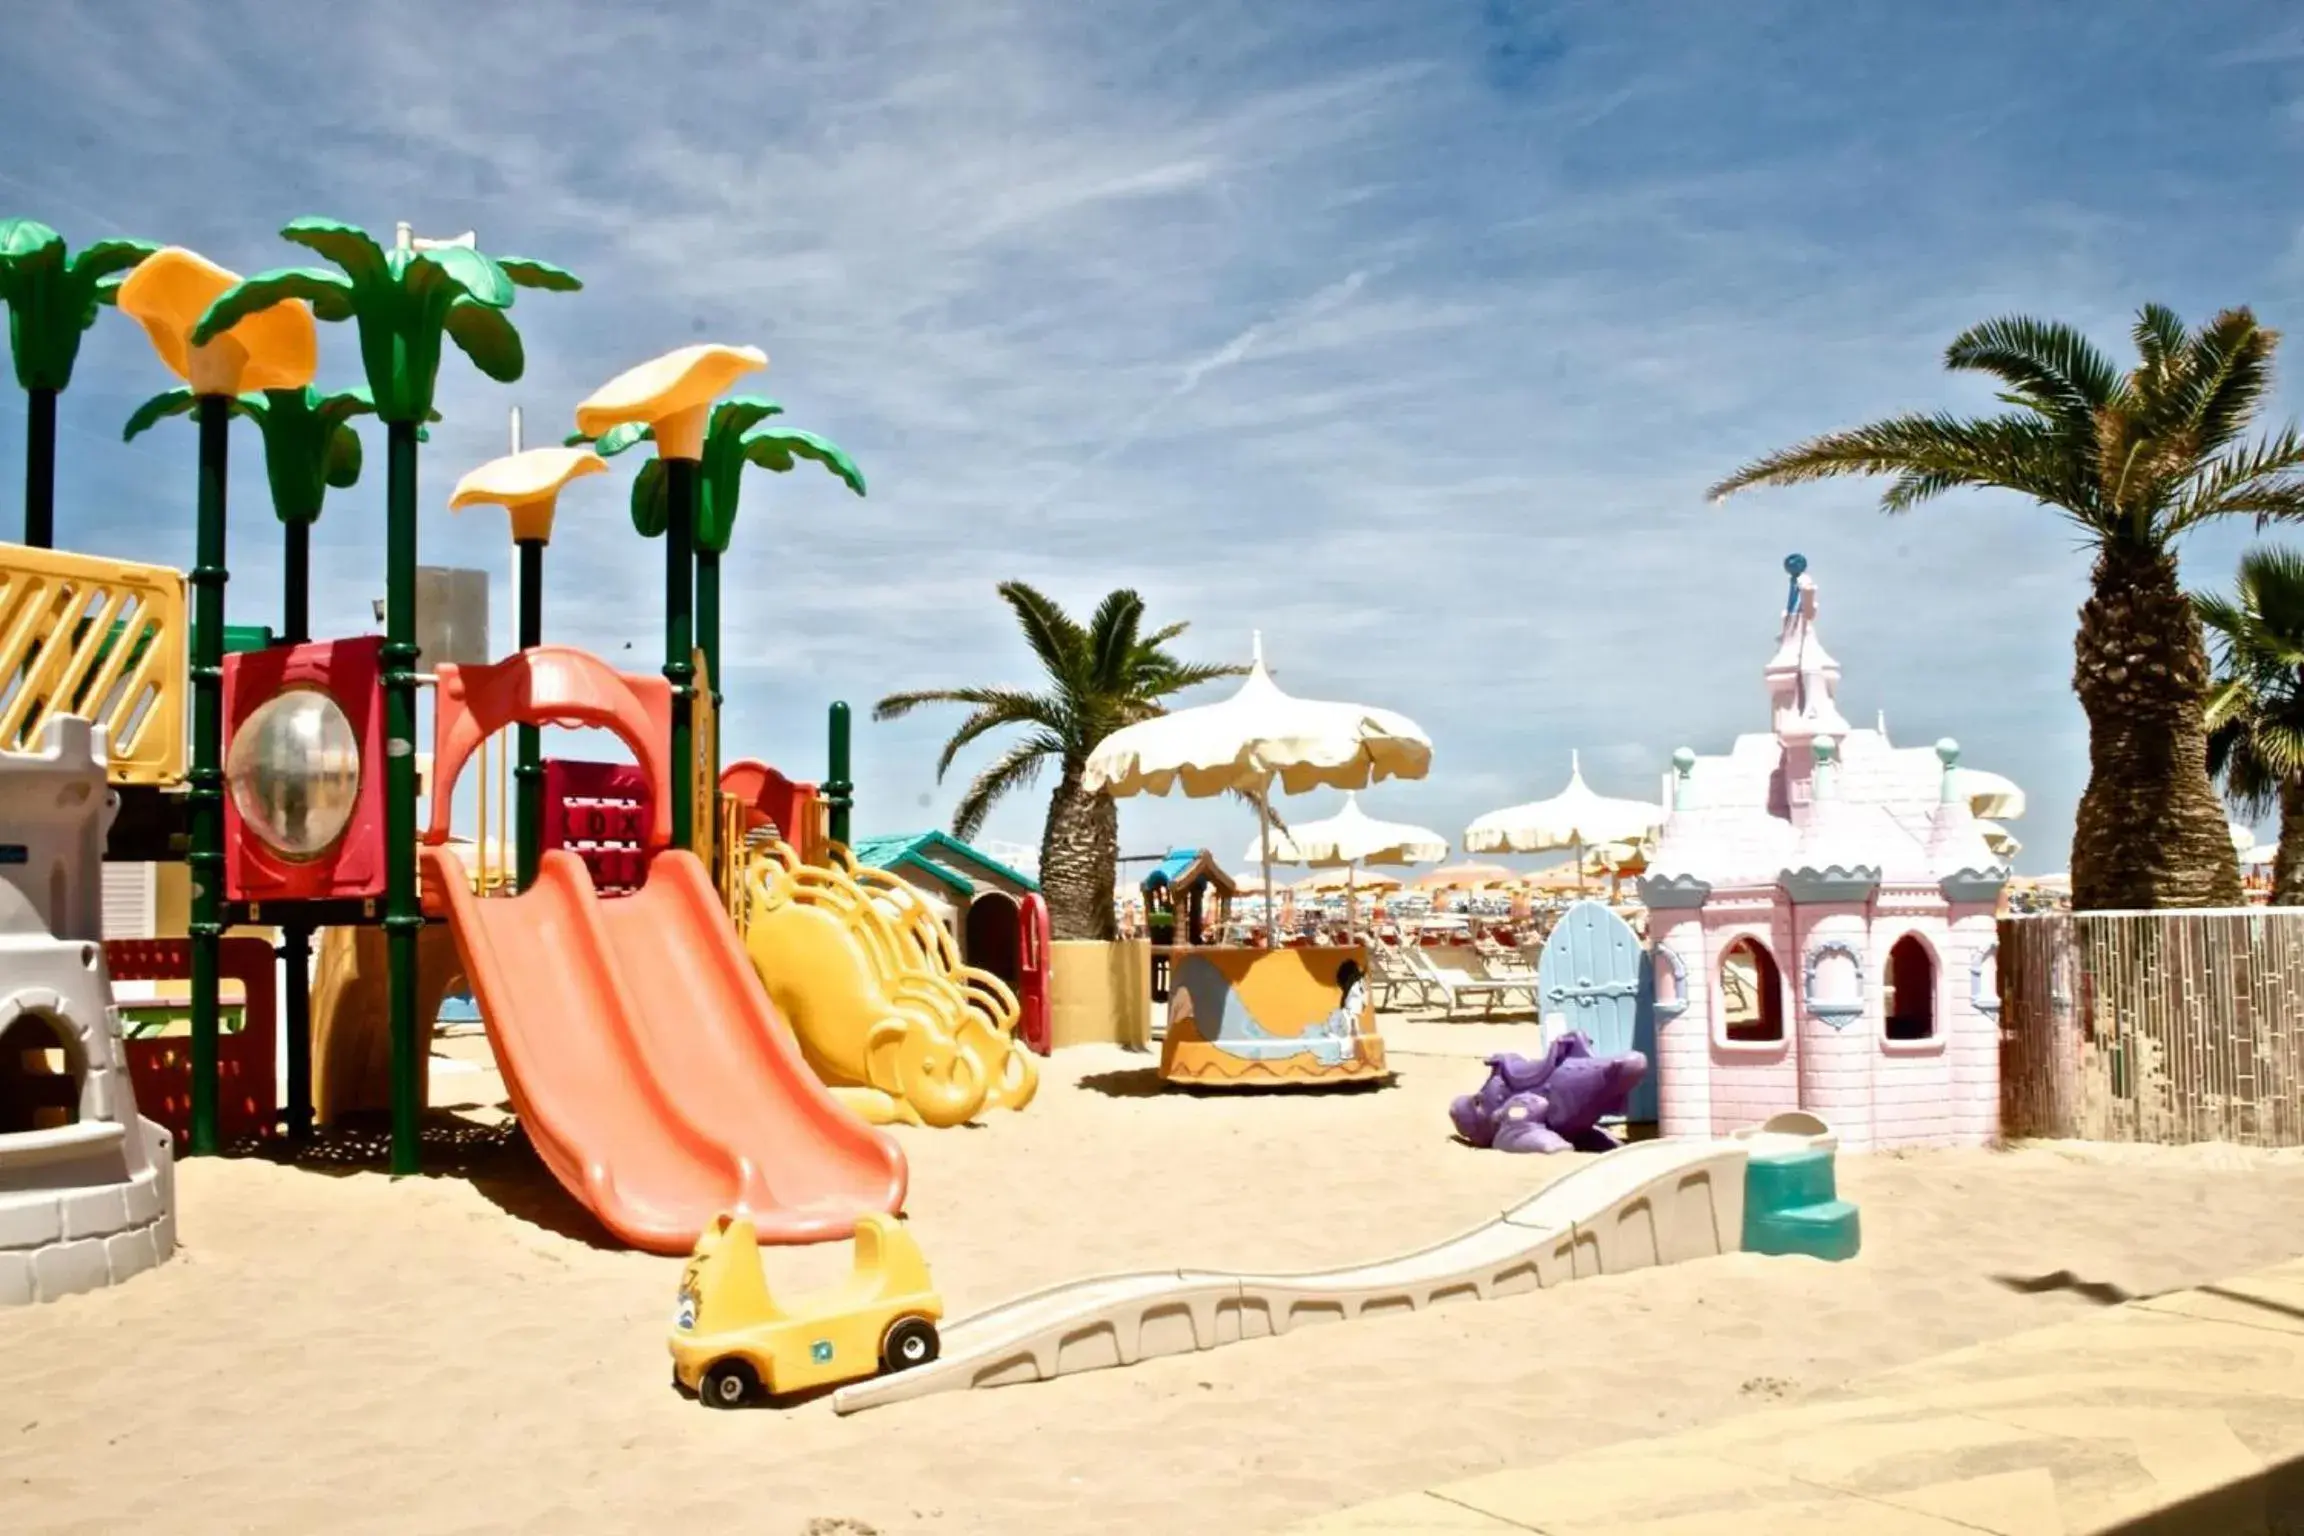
1161 946 1391 1087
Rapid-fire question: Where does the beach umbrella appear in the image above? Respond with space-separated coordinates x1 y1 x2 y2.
1464 752 1662 893
1292 867 1405 893
1978 819 2023 859
1083 632 1432 948
1953 766 2026 820
1242 792 1445 938
1412 861 1517 891
2244 840 2279 867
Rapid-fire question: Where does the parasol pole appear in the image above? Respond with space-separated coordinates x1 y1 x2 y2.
1345 862 1358 942
1256 777 1278 951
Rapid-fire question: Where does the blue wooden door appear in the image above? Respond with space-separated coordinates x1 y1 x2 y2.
1536 899 1658 1122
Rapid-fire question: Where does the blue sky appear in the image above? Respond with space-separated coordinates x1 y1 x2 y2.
9 0 2304 874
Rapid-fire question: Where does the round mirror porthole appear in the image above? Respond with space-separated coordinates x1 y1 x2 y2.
226 688 363 860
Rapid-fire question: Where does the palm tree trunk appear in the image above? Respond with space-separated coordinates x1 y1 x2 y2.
2070 544 2244 910
2274 780 2304 907
1038 765 1118 940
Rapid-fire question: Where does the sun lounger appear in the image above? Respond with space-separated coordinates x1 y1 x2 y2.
1405 946 1536 1019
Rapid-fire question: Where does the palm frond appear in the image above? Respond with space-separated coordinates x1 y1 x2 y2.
2169 427 2304 532
1086 588 1145 694
996 580 1089 686
1709 412 2081 516
2173 308 2277 464
1944 314 2121 428
931 692 1066 780
951 733 1061 842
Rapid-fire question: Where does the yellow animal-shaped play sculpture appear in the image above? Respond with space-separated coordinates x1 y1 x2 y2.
740 842 1038 1128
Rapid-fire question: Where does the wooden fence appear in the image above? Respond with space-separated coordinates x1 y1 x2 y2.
1999 910 2304 1146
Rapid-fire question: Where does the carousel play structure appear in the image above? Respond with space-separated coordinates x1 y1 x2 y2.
1084 633 1429 1089
0 213 1037 1259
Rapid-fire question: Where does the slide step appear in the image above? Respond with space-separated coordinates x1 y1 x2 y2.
1745 1199 1862 1263
1745 1147 1839 1212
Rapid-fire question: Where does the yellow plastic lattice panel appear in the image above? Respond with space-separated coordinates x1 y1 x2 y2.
0 543 187 783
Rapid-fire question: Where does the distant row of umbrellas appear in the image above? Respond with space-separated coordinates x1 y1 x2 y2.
1083 631 2031 945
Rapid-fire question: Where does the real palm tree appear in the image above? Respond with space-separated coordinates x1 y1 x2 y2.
2195 545 2304 906
0 218 157 545
1709 306 2304 911
191 216 578 1174
873 583 1244 940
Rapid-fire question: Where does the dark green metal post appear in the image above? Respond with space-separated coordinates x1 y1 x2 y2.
826 701 852 849
186 395 231 1155
515 537 545 891
662 457 697 853
695 543 721 862
695 546 722 715
280 517 314 1140
24 387 56 548
383 422 423 1176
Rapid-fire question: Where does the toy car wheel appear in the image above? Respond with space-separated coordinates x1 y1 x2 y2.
700 1359 758 1409
881 1316 940 1373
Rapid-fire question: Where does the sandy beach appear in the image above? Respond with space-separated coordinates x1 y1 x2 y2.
11 1017 2304 1536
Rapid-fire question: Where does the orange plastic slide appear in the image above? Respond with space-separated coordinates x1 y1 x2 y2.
421 843 908 1254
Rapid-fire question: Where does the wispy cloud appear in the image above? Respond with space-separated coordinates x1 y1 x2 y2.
5 0 2304 869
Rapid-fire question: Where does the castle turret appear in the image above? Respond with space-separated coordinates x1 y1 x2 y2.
1926 739 2009 1146
0 716 176 1305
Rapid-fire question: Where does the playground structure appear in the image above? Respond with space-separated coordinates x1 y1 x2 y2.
829 1112 1853 1414
0 717 176 1304
1158 942 1390 1087
1637 556 2012 1152
740 841 1038 1128
0 214 1054 1259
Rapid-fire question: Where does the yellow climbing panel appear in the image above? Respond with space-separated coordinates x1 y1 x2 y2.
0 544 186 783
741 841 1037 1128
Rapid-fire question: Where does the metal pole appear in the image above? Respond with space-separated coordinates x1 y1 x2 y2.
382 421 423 1175
826 701 852 849
508 404 545 893
1257 784 1276 951
662 458 697 853
186 394 231 1155
280 515 313 1140
24 387 56 547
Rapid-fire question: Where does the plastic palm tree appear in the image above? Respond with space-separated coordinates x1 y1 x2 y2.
127 381 393 1140
0 218 158 545
873 584 1245 939
574 395 865 716
1711 306 2304 912
2195 546 2304 906
191 217 578 1174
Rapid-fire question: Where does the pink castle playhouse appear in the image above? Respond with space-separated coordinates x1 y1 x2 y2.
1637 555 2012 1152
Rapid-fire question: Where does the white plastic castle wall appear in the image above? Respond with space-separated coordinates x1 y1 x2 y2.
1637 557 2011 1152
0 716 176 1303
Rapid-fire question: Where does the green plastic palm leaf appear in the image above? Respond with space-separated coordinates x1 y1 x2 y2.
497 255 583 293
741 427 866 490
627 458 670 538
0 218 160 391
193 216 578 425
121 387 208 441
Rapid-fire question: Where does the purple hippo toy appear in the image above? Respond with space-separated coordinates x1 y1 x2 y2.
1449 1033 1648 1154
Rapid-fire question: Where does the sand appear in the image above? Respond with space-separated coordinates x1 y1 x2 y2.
10 1016 2304 1536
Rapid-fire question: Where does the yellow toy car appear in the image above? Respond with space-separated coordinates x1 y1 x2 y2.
669 1211 944 1408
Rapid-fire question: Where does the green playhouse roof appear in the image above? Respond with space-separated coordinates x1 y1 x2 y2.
847 831 1039 896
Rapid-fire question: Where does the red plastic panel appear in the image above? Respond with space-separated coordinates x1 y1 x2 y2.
427 646 672 849
720 758 817 839
542 757 653 896
110 936 278 1144
1017 892 1052 1056
222 636 388 903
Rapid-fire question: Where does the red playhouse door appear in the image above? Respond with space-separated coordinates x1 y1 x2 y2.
1017 892 1052 1056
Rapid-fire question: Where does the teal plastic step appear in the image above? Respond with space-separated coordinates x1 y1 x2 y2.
1745 1199 1862 1263
1745 1147 1840 1211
